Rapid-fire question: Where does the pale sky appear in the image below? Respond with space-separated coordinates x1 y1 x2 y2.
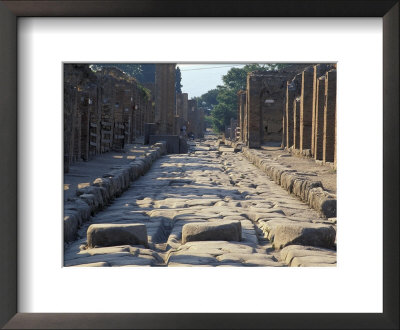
178 64 245 98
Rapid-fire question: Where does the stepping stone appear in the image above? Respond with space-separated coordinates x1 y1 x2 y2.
182 221 242 244
87 223 148 248
262 219 336 250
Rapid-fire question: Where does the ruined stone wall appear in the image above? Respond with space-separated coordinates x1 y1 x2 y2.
240 65 312 148
187 99 197 137
155 63 176 135
197 108 205 138
175 92 185 135
64 64 154 172
283 64 337 165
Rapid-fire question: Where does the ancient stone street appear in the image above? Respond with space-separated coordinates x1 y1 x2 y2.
64 133 337 267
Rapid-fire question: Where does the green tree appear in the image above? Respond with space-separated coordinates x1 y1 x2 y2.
92 63 156 83
175 66 183 93
208 64 287 132
198 89 219 108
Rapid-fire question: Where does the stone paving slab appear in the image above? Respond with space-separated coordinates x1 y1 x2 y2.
280 245 337 267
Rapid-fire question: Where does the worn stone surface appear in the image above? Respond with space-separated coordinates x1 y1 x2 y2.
182 221 242 244
260 219 336 250
87 223 148 248
64 131 336 267
242 146 336 218
280 245 336 267
64 142 167 242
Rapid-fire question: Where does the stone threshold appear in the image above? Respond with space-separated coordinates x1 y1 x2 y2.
64 141 167 243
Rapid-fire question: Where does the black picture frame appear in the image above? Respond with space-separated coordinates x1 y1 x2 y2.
0 1 398 329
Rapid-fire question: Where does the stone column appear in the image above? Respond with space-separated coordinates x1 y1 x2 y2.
300 66 314 151
311 65 319 156
314 76 326 160
243 93 248 144
247 73 262 148
198 108 205 138
155 63 176 135
285 81 295 148
282 102 285 148
323 69 337 163
187 99 196 136
175 92 183 135
293 98 301 149
182 93 188 122
334 102 337 167
176 93 183 117
79 93 90 161
237 91 246 142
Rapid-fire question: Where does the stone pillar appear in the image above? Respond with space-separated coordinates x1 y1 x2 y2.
282 103 285 148
334 102 337 167
198 108 205 138
187 99 197 137
175 92 183 135
314 76 326 160
300 67 314 151
182 93 188 122
323 69 337 163
293 98 301 149
155 63 176 135
311 65 319 156
246 73 262 148
243 93 249 144
285 81 295 148
237 91 246 142
176 93 183 117
79 93 90 161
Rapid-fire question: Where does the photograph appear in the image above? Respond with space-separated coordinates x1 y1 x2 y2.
63 63 337 267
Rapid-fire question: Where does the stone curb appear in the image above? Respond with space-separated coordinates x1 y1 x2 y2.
64 141 167 243
241 146 336 219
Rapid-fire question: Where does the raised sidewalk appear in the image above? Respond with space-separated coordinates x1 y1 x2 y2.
222 140 337 219
64 142 167 243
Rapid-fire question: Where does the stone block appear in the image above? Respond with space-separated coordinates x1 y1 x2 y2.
179 136 188 153
182 221 242 244
144 123 157 145
149 135 180 154
87 223 148 248
262 219 336 250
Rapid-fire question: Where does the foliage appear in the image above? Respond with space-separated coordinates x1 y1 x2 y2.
207 64 287 132
195 89 219 109
91 63 182 93
204 115 213 128
175 66 183 94
138 85 152 102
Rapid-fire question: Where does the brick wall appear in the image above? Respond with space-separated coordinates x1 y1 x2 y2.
64 64 154 172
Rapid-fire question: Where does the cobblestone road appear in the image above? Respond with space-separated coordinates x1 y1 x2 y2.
65 133 337 267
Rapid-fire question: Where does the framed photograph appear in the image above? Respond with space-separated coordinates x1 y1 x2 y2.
0 1 398 329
